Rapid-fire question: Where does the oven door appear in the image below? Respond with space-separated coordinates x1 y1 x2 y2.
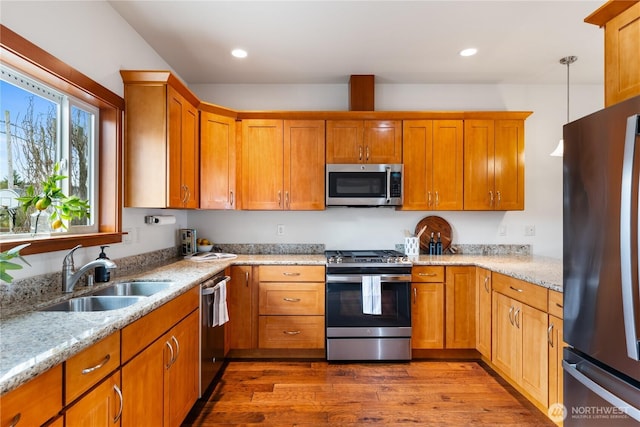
325 273 411 335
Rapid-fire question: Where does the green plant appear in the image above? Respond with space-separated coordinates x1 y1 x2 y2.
16 163 90 233
0 243 31 283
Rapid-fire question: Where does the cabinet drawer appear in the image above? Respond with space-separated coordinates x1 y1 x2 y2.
259 283 325 315
548 290 563 318
0 364 62 427
259 265 325 282
492 273 548 312
258 316 325 348
412 266 445 282
122 286 199 362
65 332 120 404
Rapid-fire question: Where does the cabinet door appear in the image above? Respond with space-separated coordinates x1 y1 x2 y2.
0 364 62 427
326 120 363 163
492 292 518 378
494 120 524 210
241 119 284 209
364 120 402 163
476 268 492 359
401 120 432 210
284 120 325 210
167 86 199 208
445 266 476 348
519 303 549 407
200 111 236 209
548 315 564 411
165 310 199 427
432 120 463 210
121 338 165 426
603 3 640 106
65 371 122 427
228 265 256 349
463 120 495 210
411 283 444 349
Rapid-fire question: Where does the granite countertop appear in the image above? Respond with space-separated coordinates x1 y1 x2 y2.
0 253 560 396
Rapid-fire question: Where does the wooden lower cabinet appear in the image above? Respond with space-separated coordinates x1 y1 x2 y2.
64 371 122 427
445 266 476 348
227 265 258 350
411 266 445 349
476 267 492 359
492 291 549 408
257 265 325 350
121 309 199 427
411 282 445 349
0 364 62 427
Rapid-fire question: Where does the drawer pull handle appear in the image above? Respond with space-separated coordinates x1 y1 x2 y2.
171 335 180 362
9 413 20 427
418 273 437 277
81 354 111 375
113 384 123 423
282 272 301 276
555 302 563 308
165 340 174 369
283 297 301 302
283 330 301 335
509 286 524 293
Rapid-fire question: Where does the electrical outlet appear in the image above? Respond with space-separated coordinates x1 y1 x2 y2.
123 227 133 244
499 225 507 236
277 224 285 236
525 225 536 236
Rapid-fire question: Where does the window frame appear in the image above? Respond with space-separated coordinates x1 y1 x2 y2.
0 24 124 255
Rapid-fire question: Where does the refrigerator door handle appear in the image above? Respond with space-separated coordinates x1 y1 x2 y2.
620 114 640 361
563 360 640 422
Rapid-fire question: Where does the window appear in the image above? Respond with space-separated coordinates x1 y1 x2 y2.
1 65 99 236
0 24 123 255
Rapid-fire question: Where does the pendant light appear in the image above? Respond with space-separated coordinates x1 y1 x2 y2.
550 55 578 157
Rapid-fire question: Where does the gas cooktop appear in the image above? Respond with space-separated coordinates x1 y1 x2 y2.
325 249 410 266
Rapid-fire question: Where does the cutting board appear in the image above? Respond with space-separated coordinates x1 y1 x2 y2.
415 216 452 254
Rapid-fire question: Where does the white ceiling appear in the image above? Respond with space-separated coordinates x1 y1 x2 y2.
108 0 606 85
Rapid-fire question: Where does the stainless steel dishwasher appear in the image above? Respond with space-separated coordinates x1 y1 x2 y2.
200 272 230 397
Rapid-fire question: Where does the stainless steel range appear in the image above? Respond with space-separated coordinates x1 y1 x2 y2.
325 250 412 361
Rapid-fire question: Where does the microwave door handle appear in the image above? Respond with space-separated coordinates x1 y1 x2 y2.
620 114 640 361
386 166 391 203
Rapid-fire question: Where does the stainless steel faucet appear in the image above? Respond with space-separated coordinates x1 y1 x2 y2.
62 245 117 293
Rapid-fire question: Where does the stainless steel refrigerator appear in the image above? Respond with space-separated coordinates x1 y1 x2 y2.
563 94 640 426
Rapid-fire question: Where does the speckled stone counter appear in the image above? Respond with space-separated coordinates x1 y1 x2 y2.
0 252 561 396
410 254 562 292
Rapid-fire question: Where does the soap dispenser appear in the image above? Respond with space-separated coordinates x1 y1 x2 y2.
95 246 111 283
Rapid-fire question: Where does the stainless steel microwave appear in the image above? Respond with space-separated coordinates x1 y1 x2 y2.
326 164 403 207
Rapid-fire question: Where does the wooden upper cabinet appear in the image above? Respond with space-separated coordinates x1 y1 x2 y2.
401 120 463 210
200 111 237 209
121 70 200 208
284 120 326 210
326 120 402 163
585 1 640 106
463 119 524 211
241 119 325 210
167 86 199 208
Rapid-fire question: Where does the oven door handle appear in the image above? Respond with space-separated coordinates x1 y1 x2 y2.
326 275 411 283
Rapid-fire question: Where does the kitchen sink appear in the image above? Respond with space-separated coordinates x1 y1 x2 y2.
91 280 175 297
39 296 146 312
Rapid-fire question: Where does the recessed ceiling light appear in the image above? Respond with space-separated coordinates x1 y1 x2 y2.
459 48 478 57
231 48 248 58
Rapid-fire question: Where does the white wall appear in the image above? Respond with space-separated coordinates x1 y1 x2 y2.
1 1 603 281
190 82 603 259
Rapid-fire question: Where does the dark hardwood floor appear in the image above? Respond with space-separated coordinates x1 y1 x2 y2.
183 360 555 427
